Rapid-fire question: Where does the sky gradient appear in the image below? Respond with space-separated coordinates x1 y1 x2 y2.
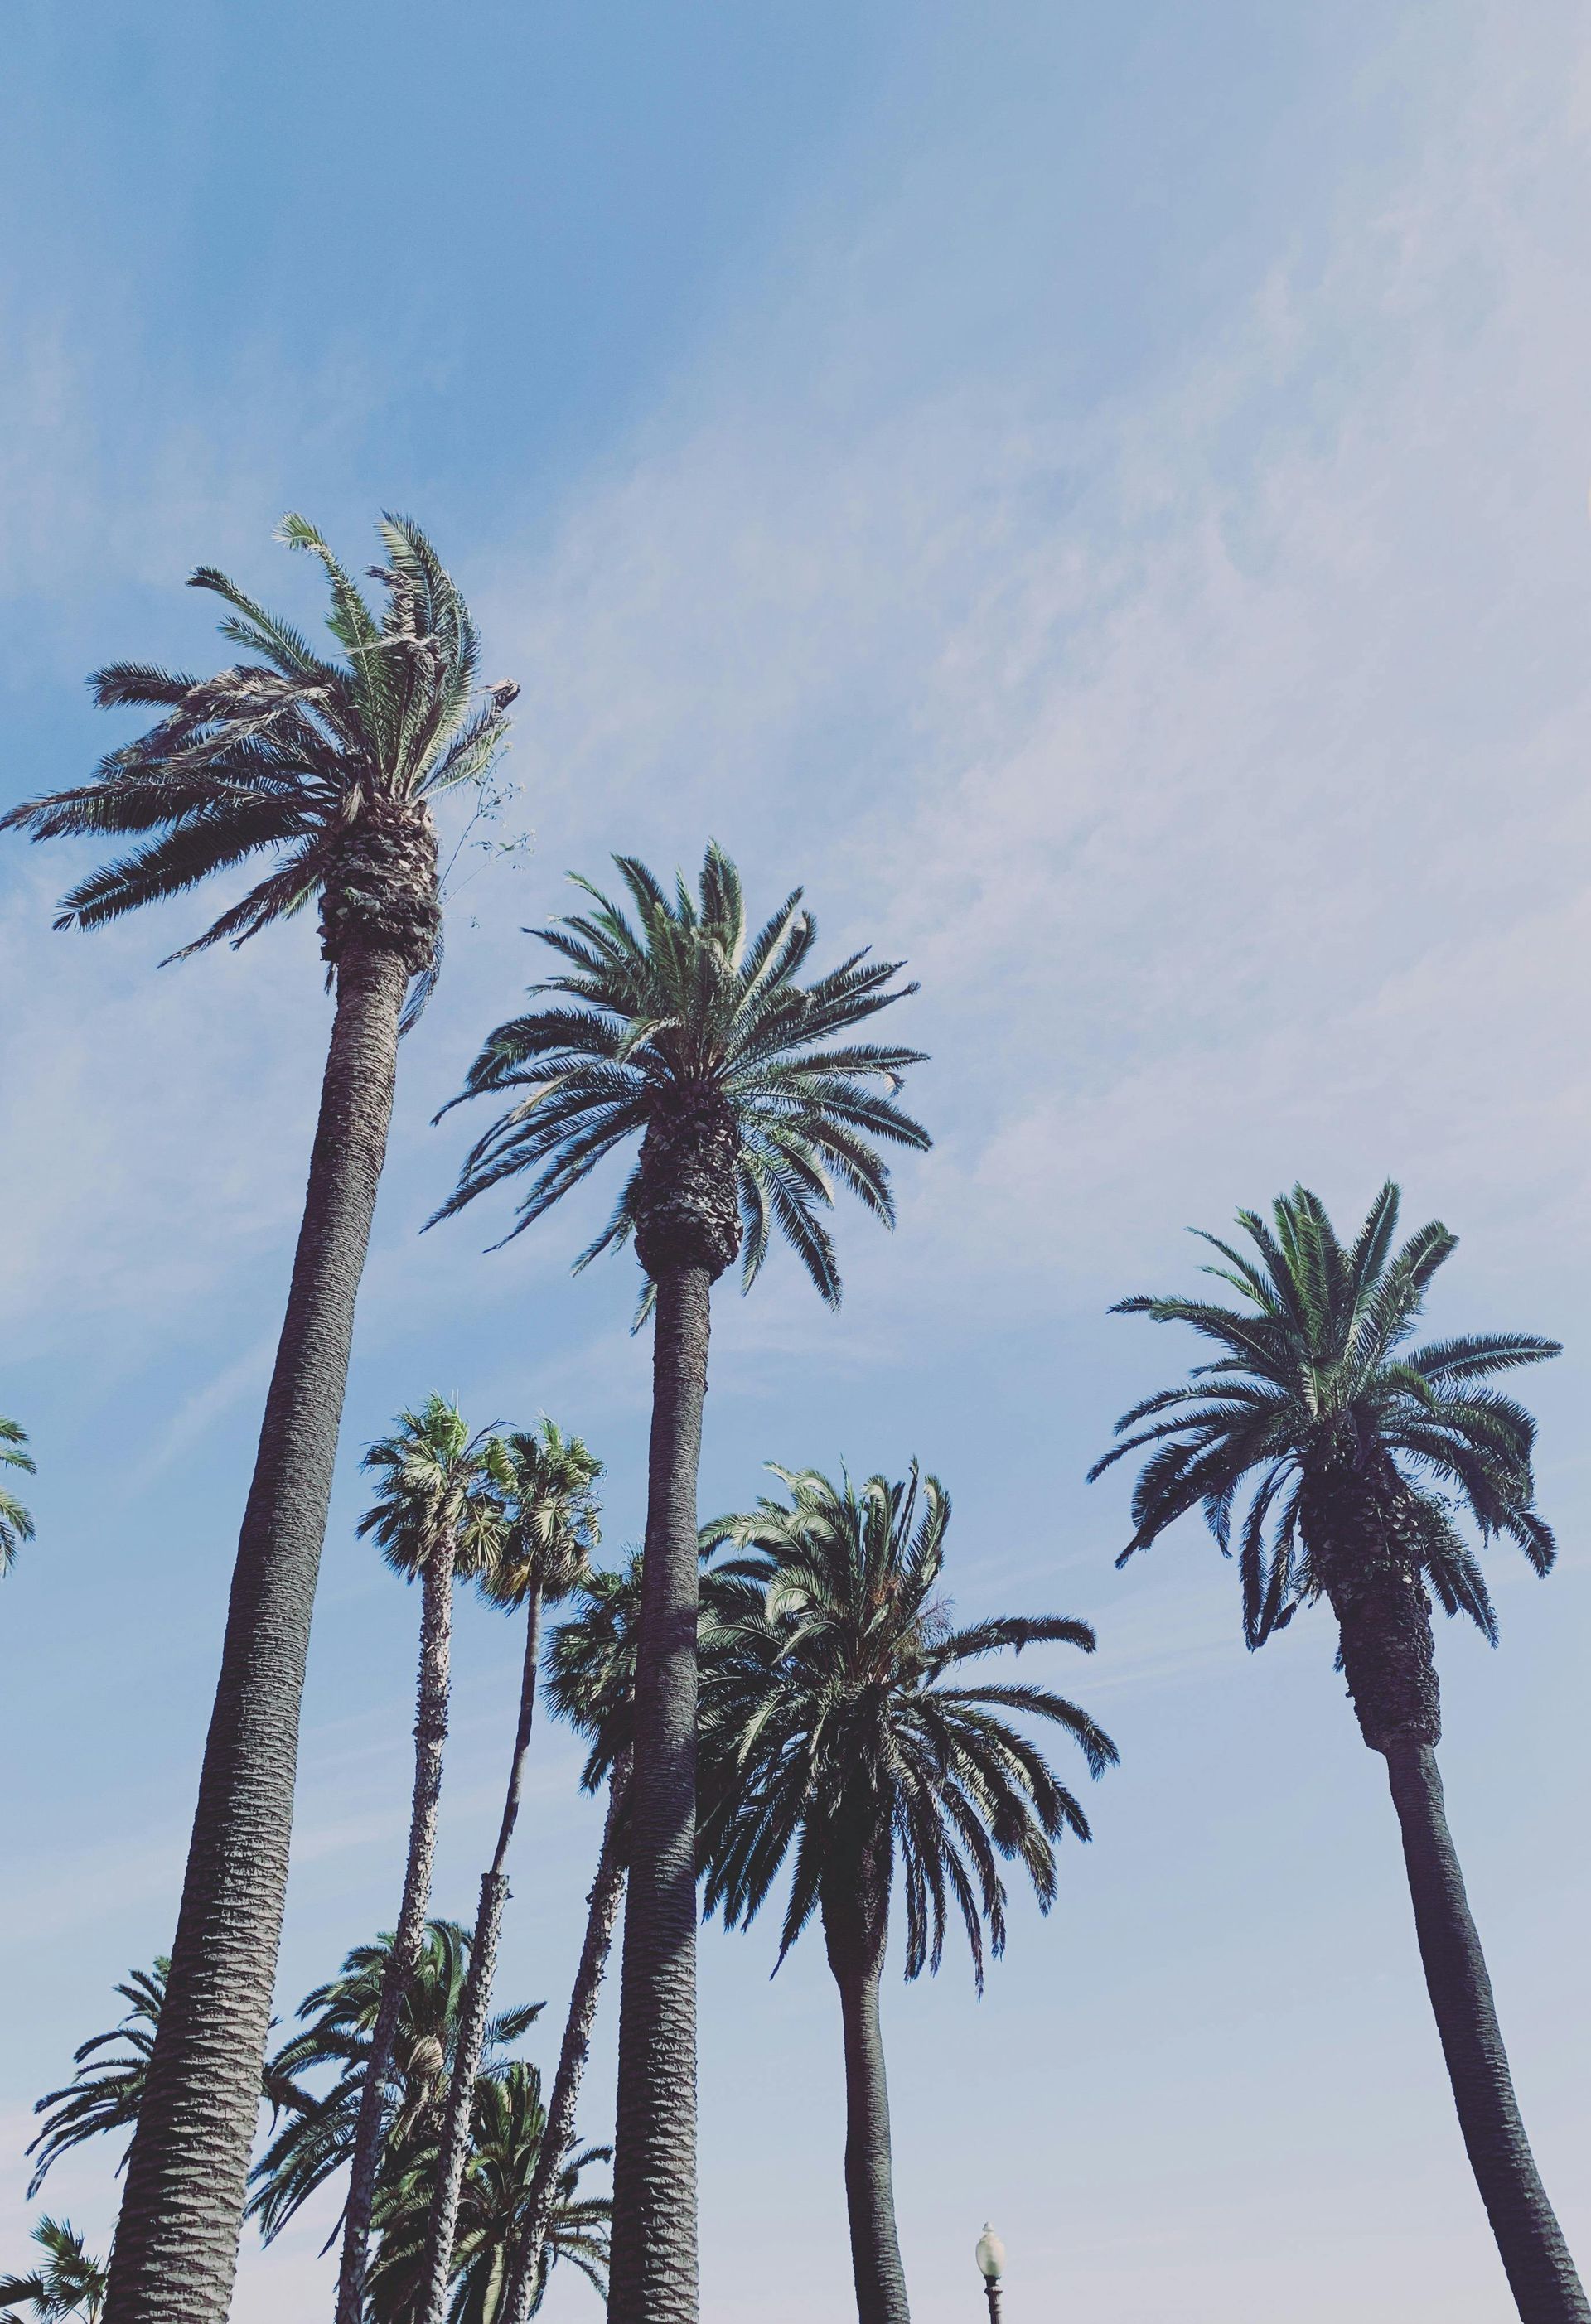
2 4 1590 2319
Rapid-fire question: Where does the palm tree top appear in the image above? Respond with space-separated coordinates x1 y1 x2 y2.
699 1462 1118 1986
430 843 931 1304
479 1418 603 1611
0 2217 107 2323
359 1395 507 1582
1090 1181 1560 1645
2 515 514 1012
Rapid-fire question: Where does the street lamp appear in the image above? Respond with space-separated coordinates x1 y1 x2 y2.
975 2224 1006 2322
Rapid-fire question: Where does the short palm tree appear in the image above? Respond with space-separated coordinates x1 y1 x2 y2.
432 846 928 2324
0 2220 107 2323
369 2063 609 2324
1091 1183 1584 2324
0 1418 36 1577
418 1423 603 2324
699 1465 1116 2324
3 516 515 2322
335 1400 508 2324
250 1921 541 2247
27 1962 167 2196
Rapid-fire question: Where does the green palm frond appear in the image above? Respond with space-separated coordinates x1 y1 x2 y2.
27 1962 167 2196
479 1421 603 1611
1092 1183 1560 1648
697 1464 1115 1992
0 2219 108 2322
0 1415 36 1578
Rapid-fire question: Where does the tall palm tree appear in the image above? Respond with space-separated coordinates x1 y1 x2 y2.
418 1423 604 2324
370 2064 610 2324
1090 1183 1584 2324
27 1963 167 2196
432 845 928 2324
698 1464 1115 2324
250 1921 541 2248
2 516 515 2323
0 1418 36 1576
0 2221 107 2323
336 1400 508 2324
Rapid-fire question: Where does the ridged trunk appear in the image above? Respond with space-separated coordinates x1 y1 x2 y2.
607 1266 713 2324
335 1530 458 2324
823 1864 911 2324
1383 1743 1588 2324
503 1751 632 2324
104 941 412 2324
417 1591 545 2324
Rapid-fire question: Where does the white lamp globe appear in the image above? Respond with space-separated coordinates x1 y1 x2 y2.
975 2225 1006 2283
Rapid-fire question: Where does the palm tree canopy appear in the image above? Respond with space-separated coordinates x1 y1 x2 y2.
366 2061 610 2324
430 843 930 1303
2 515 514 1019
249 1921 543 2247
27 1961 167 2196
360 1398 508 1583
480 1421 602 1611
0 1417 36 1578
697 1465 1118 1988
1090 1182 1560 1647
544 1550 749 1793
0 2219 108 2323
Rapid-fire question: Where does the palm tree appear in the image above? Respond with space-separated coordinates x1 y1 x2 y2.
335 1400 508 2324
250 1921 542 2248
697 1465 1116 2324
0 1418 36 1576
432 846 928 2323
27 1962 167 2196
369 2064 610 2323
1090 1183 1584 2324
2 515 515 2322
418 1423 604 2324
0 2221 107 2323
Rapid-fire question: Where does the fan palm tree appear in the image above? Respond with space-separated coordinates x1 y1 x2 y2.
1090 1183 1583 2324
369 2063 609 2324
0 1418 36 1577
418 1424 603 2324
335 1400 509 2324
0 2220 107 2323
27 1963 167 2196
250 1921 541 2248
698 1465 1116 2324
2 515 515 2323
432 845 928 2324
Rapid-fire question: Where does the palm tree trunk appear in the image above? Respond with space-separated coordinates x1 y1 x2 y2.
105 941 410 2324
503 1750 632 2324
418 1589 545 2324
1383 1742 1589 2324
607 1265 712 2324
336 1529 458 2324
824 1889 910 2324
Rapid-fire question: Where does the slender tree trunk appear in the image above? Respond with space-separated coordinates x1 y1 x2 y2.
418 1590 545 2324
504 1751 632 2324
1383 1742 1589 2324
335 1531 458 2324
824 1885 910 2324
105 942 410 2324
607 1266 712 2324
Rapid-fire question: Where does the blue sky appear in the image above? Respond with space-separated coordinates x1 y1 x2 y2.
3 3 1590 2318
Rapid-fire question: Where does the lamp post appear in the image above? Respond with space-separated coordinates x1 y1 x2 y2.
975 2224 1006 2322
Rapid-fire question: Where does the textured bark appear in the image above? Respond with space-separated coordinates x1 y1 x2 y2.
104 942 411 2324
607 1268 713 2324
504 1751 632 2324
335 1530 458 2324
417 1591 544 2324
319 801 440 975
1308 1456 1443 1753
823 1863 911 2324
1384 1743 1589 2323
633 1088 740 1279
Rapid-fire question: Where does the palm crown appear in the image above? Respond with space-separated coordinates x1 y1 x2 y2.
432 844 930 1302
1090 1182 1560 1648
360 1399 507 1582
481 1423 603 1612
2 515 514 1018
698 1466 1118 1985
0 2218 107 2324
